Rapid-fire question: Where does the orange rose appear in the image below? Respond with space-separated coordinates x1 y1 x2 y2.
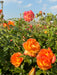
8 21 15 26
10 52 23 67
10 39 13 42
3 23 7 27
3 21 15 30
44 31 47 34
23 38 41 57
37 47 56 70
6 25 10 30
39 11 42 15
3 23 10 30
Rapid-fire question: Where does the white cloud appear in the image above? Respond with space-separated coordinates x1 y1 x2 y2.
42 4 47 11
49 0 57 2
37 0 42 3
25 3 32 8
50 5 57 12
18 1 22 4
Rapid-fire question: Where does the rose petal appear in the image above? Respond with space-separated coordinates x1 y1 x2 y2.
52 54 56 63
28 67 35 75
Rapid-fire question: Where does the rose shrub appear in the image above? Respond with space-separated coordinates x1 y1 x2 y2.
0 11 57 75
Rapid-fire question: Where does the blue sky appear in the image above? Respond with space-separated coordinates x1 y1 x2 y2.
0 0 57 19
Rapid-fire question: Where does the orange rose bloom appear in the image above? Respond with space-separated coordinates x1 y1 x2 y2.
10 39 13 42
44 31 47 34
37 47 56 70
39 11 42 15
8 21 15 26
10 52 23 67
23 38 41 57
3 23 7 27
3 23 10 30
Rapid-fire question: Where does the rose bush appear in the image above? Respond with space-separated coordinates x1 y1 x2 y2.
0 10 57 75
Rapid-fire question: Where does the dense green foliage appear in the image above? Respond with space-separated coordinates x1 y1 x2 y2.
0 13 57 75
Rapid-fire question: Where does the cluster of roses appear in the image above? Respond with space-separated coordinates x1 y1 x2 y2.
10 10 56 73
23 10 45 22
3 21 15 30
4 10 56 74
10 38 56 72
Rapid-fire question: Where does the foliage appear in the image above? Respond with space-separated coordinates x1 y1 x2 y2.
0 11 57 75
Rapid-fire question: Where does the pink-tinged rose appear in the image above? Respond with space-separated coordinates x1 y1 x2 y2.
23 10 34 22
0 9 2 13
27 25 33 31
56 33 57 35
29 25 33 29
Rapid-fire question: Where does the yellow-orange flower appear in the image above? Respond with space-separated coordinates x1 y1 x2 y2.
37 47 56 70
8 21 15 26
23 38 41 57
3 21 15 30
39 11 42 15
10 52 23 67
7 25 10 30
44 31 47 34
3 23 10 30
10 39 13 42
3 23 7 27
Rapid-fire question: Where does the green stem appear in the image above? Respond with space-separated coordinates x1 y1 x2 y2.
14 42 20 50
47 71 49 75
43 70 46 75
